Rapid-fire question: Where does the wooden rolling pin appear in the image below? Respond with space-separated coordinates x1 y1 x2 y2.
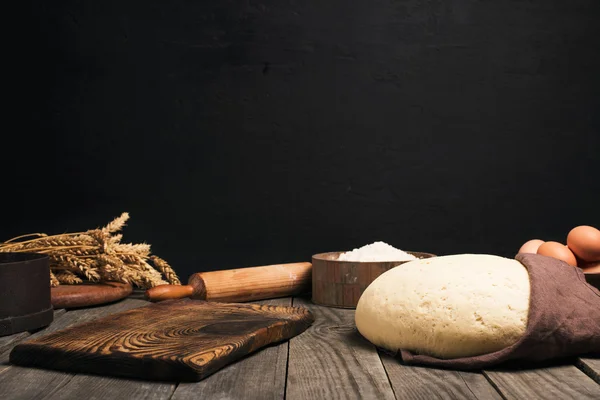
145 262 312 303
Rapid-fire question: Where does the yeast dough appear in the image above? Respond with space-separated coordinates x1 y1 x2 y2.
355 254 530 359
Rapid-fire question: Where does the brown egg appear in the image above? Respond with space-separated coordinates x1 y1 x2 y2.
518 239 545 254
537 241 577 267
567 225 600 262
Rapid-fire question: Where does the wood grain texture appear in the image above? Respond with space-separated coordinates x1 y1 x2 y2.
42 374 176 400
0 367 75 400
0 299 150 399
191 262 313 302
145 262 312 303
484 364 600 400
311 252 435 308
10 298 313 382
51 282 132 309
286 296 395 400
0 309 65 357
144 284 194 302
379 352 502 400
577 357 600 384
2 296 598 400
172 298 291 400
18 299 175 400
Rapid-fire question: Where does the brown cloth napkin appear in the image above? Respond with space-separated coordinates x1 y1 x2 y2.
400 253 600 370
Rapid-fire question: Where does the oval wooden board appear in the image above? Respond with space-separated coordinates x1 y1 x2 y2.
51 282 132 309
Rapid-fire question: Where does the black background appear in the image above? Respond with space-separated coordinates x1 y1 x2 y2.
5 0 599 279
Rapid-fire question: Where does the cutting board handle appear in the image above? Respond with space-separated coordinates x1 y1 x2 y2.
145 285 194 302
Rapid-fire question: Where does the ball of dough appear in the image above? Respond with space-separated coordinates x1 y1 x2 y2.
355 254 530 359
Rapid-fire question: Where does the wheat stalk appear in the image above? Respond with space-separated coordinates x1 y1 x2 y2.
114 243 151 257
0 212 180 289
55 270 83 285
87 229 109 253
150 255 181 285
102 212 129 234
50 254 101 281
3 233 48 243
50 270 59 287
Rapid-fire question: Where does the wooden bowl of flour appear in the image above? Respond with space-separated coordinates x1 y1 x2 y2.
311 251 436 308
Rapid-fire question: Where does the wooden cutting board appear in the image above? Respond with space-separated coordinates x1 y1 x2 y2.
51 282 133 309
9 298 314 382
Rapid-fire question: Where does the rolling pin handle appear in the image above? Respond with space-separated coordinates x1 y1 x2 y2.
145 284 194 302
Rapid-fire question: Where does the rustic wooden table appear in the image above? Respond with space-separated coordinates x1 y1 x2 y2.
1 294 599 400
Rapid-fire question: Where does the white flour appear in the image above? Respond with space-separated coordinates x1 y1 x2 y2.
337 241 416 262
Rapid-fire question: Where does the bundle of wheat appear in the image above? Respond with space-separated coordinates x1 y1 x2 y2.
0 213 181 289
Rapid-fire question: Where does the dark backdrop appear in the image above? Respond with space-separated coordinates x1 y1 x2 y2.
6 0 600 279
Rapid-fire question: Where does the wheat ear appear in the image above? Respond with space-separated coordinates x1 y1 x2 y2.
150 255 181 285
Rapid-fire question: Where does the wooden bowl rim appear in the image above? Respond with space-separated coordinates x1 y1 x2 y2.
0 252 49 265
583 269 600 275
581 261 600 275
311 251 436 263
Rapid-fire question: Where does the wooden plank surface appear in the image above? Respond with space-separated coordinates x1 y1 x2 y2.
484 364 600 400
286 296 395 400
42 374 175 400
1 296 599 400
0 310 68 375
0 309 66 359
10 298 313 382
172 298 292 400
379 352 502 400
0 331 29 360
0 299 155 400
577 357 600 384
